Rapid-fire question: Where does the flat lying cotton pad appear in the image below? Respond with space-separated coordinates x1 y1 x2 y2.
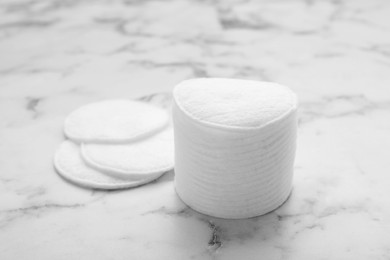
81 128 174 179
64 99 169 143
173 78 298 219
54 141 162 190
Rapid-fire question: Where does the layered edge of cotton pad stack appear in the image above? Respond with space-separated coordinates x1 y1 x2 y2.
64 99 169 143
54 96 174 190
173 78 298 219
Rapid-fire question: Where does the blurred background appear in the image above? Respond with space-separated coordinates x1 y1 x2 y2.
1 0 389 104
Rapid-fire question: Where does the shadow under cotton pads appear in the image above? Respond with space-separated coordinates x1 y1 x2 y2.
173 78 298 219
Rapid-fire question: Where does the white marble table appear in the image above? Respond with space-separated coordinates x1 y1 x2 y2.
1 0 390 259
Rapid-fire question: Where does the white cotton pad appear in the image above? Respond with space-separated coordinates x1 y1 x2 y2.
174 78 296 129
173 78 298 219
54 141 161 190
81 128 174 179
64 99 169 143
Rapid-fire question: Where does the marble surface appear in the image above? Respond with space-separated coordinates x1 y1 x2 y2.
1 0 390 259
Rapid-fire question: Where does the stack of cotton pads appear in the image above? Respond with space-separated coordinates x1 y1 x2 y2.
173 78 298 219
54 99 174 190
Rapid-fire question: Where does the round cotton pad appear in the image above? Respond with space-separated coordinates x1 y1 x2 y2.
64 99 169 143
54 141 162 190
174 78 296 129
81 128 174 179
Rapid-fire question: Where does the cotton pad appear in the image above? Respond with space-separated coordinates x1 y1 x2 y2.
81 127 174 179
64 99 169 143
173 78 298 219
174 78 296 129
54 141 162 190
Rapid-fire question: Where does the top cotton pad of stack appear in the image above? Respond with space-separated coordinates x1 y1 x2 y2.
64 99 169 143
173 78 298 219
